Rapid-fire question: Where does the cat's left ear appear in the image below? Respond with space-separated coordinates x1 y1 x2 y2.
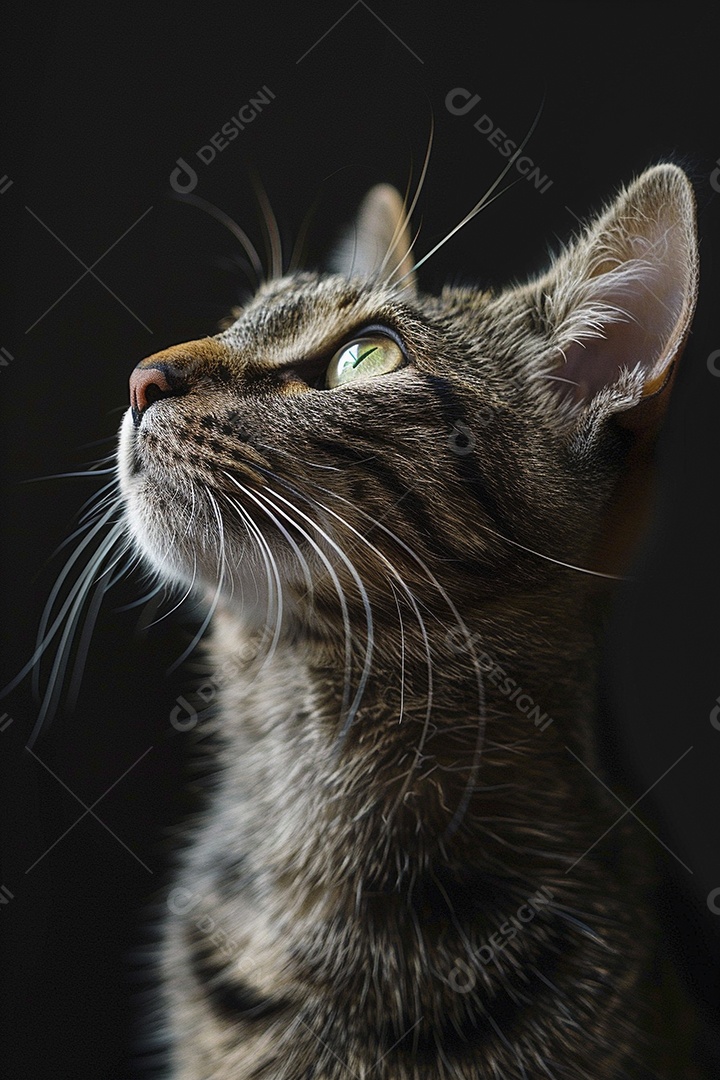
535 163 698 442
330 184 417 290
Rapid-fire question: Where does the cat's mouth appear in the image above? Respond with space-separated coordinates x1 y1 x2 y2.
120 403 268 485
117 405 314 590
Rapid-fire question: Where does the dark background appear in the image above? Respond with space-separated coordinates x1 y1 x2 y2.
2 4 720 1076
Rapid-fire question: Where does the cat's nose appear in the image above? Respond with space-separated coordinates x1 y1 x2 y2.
129 337 236 426
129 364 184 426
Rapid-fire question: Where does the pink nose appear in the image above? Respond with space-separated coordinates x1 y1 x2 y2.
129 365 176 424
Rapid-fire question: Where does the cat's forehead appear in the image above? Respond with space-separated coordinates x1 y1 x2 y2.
217 272 424 368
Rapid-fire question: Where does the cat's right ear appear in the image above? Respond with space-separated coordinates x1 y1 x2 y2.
530 163 698 446
527 164 698 573
329 184 417 291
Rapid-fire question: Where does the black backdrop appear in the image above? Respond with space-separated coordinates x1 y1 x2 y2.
3 5 720 1076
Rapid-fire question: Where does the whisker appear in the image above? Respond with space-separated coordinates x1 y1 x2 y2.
287 486 435 809
388 581 406 727
260 448 625 583
474 526 625 582
398 179 521 285
254 440 343 472
396 95 546 284
145 490 204 632
250 470 456 823
259 467 488 834
166 569 223 676
250 484 370 733
171 190 264 286
75 435 124 450
24 466 118 482
205 486 227 579
65 542 134 712
39 488 122 571
249 485 355 721
77 480 124 522
143 577 194 629
113 581 165 614
28 522 130 745
206 485 233 609
288 197 318 274
161 488 225 677
381 114 434 282
221 489 284 668
22 501 125 701
222 470 315 606
252 175 284 280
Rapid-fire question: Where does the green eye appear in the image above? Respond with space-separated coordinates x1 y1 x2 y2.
325 333 405 389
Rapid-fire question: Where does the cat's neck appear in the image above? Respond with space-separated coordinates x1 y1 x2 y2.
184 605 645 1074
205 598 601 896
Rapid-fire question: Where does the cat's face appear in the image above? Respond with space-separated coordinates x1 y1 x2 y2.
118 170 697 631
119 272 569 611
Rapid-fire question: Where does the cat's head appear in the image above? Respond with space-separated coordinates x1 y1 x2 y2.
118 165 697 636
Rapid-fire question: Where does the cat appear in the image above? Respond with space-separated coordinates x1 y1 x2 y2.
118 164 703 1078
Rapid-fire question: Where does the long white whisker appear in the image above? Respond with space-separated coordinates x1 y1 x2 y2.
16 500 124 702
250 478 432 777
65 540 135 712
162 485 221 676
253 440 343 472
206 486 233 612
262 449 623 582
221 490 284 668
222 471 315 605
245 481 425 760
41 488 123 568
398 180 522 285
263 469 488 835
143 577 195 629
396 96 546 284
381 115 434 281
113 580 165 613
248 485 354 718
77 485 124 525
166 570 223 676
258 471 439 814
389 581 406 728
288 196 318 273
250 485 370 733
474 525 625 581
144 488 203 630
28 523 129 745
25 466 118 482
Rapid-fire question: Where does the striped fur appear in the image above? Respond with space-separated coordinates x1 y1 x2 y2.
118 166 702 1077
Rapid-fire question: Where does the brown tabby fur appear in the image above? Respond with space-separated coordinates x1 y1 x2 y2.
118 165 701 1077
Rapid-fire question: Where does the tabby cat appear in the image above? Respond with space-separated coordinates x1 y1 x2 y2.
119 164 701 1077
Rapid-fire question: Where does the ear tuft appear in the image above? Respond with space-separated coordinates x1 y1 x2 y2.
536 164 698 438
329 183 417 290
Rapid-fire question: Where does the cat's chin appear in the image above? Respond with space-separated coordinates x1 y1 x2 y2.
120 506 283 628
